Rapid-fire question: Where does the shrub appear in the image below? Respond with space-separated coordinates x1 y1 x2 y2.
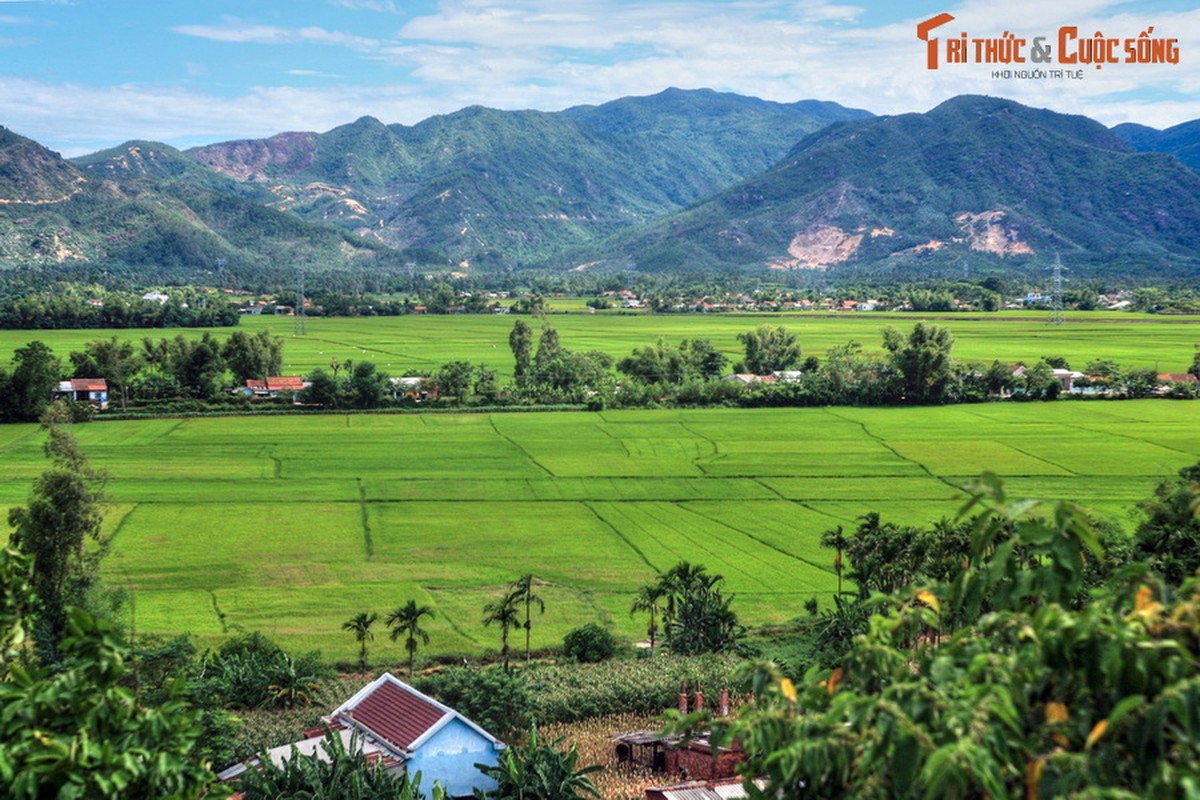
414 667 531 739
562 623 616 664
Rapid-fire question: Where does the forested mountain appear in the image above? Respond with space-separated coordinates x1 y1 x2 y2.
1112 119 1200 170
587 95 1200 275
0 130 409 277
184 88 870 268
3 91 1200 282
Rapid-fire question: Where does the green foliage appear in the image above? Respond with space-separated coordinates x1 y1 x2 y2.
482 593 521 671
195 631 331 710
234 727 442 800
1134 461 1200 585
708 475 1200 799
343 612 380 673
7 413 109 660
654 562 746 656
617 337 727 386
736 325 800 375
223 330 285 383
524 655 739 724
473 725 601 800
3 340 60 422
0 548 219 799
561 623 616 664
882 322 955 405
386 600 435 677
415 667 531 739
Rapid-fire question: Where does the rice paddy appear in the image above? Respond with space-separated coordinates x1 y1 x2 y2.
2 400 1198 663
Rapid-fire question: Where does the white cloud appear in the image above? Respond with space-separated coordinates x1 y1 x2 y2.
173 17 381 52
5 0 1199 155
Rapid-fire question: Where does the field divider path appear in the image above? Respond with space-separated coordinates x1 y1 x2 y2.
674 503 837 575
425 588 482 645
1002 443 1079 476
582 502 657 571
487 415 555 477
0 426 42 457
677 421 720 473
823 409 963 493
1063 421 1199 458
356 478 374 559
592 422 632 457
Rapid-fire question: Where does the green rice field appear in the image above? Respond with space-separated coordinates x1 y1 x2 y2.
2 401 1198 663
3 309 1200 381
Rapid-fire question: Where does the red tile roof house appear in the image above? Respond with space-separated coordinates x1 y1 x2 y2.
54 378 108 410
218 673 504 798
243 376 308 399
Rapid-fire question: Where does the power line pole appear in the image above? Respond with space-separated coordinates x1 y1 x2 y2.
1048 252 1066 326
295 270 307 336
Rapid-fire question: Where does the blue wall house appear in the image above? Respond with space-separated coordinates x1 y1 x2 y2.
219 672 504 798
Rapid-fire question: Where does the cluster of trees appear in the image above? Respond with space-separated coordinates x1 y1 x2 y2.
674 465 1200 798
0 331 286 421
0 287 241 329
300 359 392 409
630 562 745 657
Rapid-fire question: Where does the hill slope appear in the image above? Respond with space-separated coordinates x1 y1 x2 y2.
595 96 1200 275
1112 119 1200 170
0 131 404 275
185 88 870 269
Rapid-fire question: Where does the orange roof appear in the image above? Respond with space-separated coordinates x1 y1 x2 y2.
70 378 108 391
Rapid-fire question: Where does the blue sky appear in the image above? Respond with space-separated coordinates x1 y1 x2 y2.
1 0 1196 156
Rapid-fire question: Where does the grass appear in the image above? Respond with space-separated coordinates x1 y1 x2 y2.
3 401 1198 664
3 308 1199 383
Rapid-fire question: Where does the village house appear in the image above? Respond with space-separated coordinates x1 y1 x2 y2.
218 673 504 798
53 378 108 410
613 687 745 786
242 376 307 399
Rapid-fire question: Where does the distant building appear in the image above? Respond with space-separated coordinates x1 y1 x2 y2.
142 291 170 305
243 376 307 399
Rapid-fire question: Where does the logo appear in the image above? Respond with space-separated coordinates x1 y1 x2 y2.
917 14 1180 76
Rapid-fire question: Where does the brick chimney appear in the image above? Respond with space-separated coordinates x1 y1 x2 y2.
719 687 730 717
694 685 704 713
678 681 689 715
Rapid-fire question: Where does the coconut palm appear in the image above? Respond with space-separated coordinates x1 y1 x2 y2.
386 599 435 678
482 593 521 671
342 611 379 673
508 573 545 663
630 582 667 655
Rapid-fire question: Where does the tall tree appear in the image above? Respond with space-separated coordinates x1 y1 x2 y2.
342 611 379 673
482 593 520 671
222 330 285 383
737 325 801 375
8 405 108 661
509 320 532 387
6 341 61 422
508 574 545 663
386 600 435 678
630 582 667 655
882 322 955 404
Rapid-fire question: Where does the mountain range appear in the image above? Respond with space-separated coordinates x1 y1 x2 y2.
1 89 1198 280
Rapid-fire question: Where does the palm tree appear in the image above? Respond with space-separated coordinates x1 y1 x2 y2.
342 611 379 673
657 561 721 632
630 582 666 655
386 599 435 678
508 574 545 663
482 593 520 671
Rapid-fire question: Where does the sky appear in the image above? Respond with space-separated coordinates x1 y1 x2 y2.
1 0 1197 156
